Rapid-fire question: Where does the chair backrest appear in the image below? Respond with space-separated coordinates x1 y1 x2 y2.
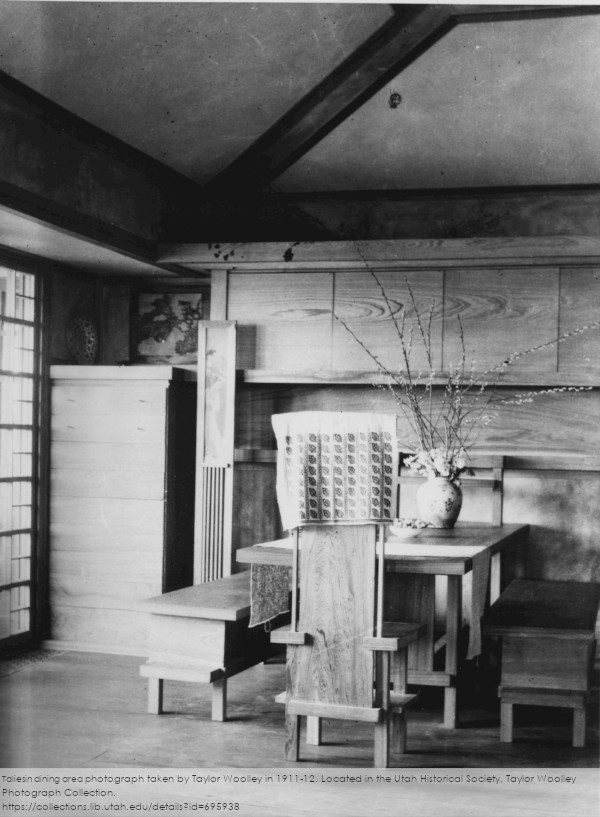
290 524 379 710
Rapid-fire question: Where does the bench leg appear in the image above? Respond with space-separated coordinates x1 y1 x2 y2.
147 678 164 714
306 716 322 745
391 710 408 754
211 678 227 722
285 713 300 761
500 701 514 742
573 707 586 748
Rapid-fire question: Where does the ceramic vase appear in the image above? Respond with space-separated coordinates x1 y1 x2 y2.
417 476 463 529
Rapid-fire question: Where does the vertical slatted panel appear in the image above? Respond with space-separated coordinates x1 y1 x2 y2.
195 322 236 582
200 465 228 582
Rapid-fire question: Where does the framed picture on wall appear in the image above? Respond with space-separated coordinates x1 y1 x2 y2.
130 286 208 364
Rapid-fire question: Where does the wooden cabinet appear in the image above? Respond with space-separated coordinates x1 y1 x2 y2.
48 365 196 653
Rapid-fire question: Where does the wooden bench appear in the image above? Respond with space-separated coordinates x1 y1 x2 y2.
138 572 280 721
482 579 600 747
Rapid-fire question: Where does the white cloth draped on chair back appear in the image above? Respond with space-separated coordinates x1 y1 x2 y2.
272 411 397 531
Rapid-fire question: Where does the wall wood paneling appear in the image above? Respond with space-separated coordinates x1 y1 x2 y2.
225 264 600 588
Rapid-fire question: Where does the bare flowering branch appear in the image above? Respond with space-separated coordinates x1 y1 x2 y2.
334 253 600 481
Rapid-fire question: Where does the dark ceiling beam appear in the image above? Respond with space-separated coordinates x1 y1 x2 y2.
207 4 599 197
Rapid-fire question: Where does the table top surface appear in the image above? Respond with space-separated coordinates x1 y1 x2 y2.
236 523 529 576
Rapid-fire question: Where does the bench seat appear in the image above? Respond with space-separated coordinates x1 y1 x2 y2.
482 579 600 747
138 572 280 720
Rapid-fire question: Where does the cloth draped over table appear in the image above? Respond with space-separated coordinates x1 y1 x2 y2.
465 548 491 660
249 411 398 628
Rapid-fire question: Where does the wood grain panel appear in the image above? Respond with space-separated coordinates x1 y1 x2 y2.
384 573 435 671
558 267 600 375
502 471 600 585
332 270 443 372
51 413 166 444
235 385 279 450
49 607 150 649
292 526 376 708
50 468 164 500
49 576 162 610
50 497 164 533
50 550 163 580
502 637 591 691
51 384 167 419
50 531 164 554
443 268 560 373
228 272 334 371
232 463 280 557
51 441 165 472
149 615 227 665
273 385 600 456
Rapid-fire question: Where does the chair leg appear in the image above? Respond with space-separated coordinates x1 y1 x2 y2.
374 718 390 768
500 701 513 743
391 710 407 755
573 707 586 748
285 713 301 761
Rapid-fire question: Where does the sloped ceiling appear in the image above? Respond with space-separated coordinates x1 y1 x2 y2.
279 13 600 191
0 1 598 194
0 1 393 186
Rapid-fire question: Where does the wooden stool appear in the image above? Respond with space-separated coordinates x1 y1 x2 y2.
138 572 278 720
482 579 600 748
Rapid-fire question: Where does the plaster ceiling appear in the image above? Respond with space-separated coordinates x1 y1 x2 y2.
279 13 600 191
0 1 392 186
0 2 598 194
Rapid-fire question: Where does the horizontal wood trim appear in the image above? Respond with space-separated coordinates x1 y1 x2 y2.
363 622 423 652
49 576 163 611
41 638 149 658
49 607 150 651
49 533 164 555
51 413 166 444
51 441 166 472
50 468 165 500
287 699 383 723
50 497 165 532
50 365 197 382
484 626 595 641
50 546 163 569
160 237 600 270
234 447 600 473
499 686 588 708
270 629 309 645
242 369 600 387
51 383 169 419
140 661 225 684
407 670 455 687
137 572 252 622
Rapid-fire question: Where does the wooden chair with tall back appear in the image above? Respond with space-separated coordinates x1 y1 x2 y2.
271 523 423 767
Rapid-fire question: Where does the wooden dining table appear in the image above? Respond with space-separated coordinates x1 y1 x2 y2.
236 522 529 729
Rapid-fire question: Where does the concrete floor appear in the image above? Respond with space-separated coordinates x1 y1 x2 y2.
1 650 598 769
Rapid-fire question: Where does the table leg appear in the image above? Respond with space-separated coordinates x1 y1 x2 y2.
444 575 461 729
